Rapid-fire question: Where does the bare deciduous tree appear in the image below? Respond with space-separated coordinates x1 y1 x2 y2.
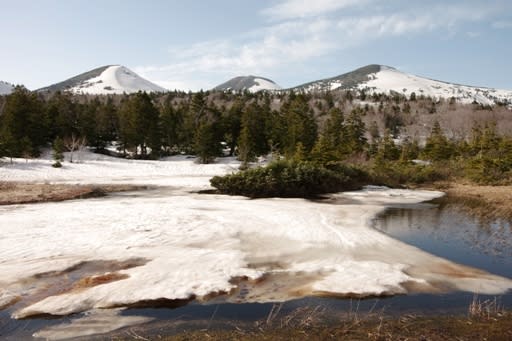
64 134 87 163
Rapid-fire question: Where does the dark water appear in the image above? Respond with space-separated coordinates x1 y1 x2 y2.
117 202 512 333
2 201 511 339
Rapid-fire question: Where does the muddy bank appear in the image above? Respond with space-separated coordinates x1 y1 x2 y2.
88 304 512 341
0 182 149 205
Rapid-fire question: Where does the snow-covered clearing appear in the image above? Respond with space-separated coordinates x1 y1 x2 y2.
0 151 511 338
0 150 239 188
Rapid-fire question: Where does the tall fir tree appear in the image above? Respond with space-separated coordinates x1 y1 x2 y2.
422 121 453 161
0 86 45 157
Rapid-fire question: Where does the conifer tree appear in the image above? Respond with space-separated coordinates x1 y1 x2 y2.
118 92 161 157
343 108 367 155
222 100 243 157
195 122 221 164
160 99 183 154
376 130 400 161
0 86 44 157
0 130 16 163
52 136 64 168
93 97 118 150
282 94 317 158
422 121 453 161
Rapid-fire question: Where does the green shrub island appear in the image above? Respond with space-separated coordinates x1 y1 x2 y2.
210 160 369 198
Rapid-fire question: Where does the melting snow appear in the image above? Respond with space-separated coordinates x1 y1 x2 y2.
0 151 510 323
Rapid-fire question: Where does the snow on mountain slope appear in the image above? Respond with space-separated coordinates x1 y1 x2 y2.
214 75 282 92
360 66 512 105
294 65 512 105
0 80 14 95
39 65 166 95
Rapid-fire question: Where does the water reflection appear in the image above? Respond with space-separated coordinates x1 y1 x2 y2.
373 203 512 278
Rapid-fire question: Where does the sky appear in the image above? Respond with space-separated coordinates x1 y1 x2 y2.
0 0 511 91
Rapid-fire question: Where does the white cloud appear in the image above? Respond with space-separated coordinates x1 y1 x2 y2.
261 0 370 20
136 2 503 91
136 18 337 90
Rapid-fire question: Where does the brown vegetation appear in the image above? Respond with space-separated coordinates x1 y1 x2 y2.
426 182 512 222
71 272 129 291
105 304 512 341
0 182 148 205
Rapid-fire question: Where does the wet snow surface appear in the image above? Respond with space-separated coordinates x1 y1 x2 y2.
1 151 511 339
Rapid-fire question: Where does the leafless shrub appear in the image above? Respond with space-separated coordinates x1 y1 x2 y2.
468 295 504 319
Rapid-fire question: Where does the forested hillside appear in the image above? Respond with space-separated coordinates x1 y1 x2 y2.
1 87 511 185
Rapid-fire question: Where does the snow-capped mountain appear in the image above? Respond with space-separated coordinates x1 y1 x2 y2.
0 81 14 95
214 75 282 92
293 64 512 105
38 65 166 94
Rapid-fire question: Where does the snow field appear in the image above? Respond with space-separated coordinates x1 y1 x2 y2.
0 152 510 320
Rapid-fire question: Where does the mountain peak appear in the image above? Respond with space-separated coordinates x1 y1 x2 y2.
292 65 512 105
38 65 166 94
214 75 282 92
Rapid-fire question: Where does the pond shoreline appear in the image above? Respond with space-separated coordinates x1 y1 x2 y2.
94 303 512 341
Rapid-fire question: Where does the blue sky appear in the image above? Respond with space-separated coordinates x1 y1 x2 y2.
1 0 511 91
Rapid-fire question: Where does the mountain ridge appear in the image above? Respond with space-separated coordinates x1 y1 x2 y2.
4 64 511 105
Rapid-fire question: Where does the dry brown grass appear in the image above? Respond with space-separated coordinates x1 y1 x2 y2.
468 295 505 320
418 181 512 222
71 272 129 291
444 183 512 222
107 306 512 341
0 182 147 205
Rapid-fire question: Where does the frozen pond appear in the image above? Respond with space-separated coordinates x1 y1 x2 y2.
1 153 511 339
2 195 510 340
